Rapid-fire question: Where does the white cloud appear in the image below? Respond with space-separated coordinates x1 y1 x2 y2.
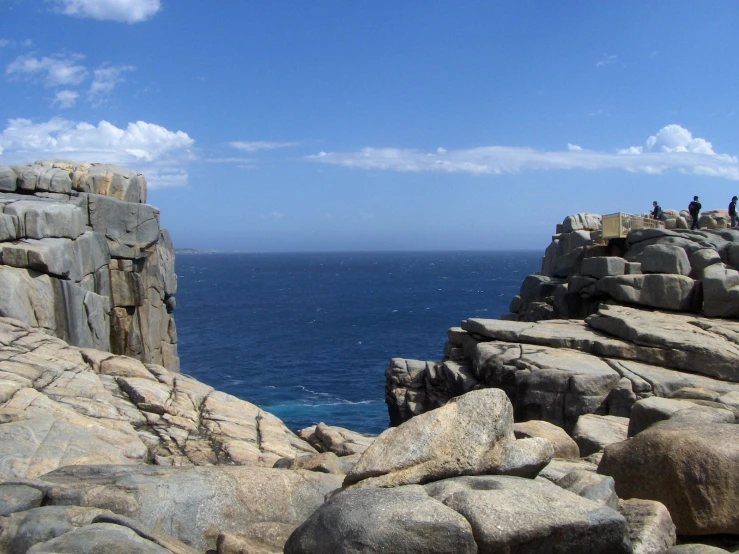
6 53 88 87
229 140 300 153
306 125 739 181
52 90 79 108
47 0 161 23
0 117 194 188
88 63 135 103
567 143 582 151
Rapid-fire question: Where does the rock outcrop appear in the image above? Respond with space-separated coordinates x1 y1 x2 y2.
381 210 739 549
0 161 178 371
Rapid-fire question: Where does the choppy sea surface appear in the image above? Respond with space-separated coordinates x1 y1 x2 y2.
176 251 540 435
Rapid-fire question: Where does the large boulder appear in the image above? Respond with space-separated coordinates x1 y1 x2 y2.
562 213 602 233
597 274 698 311
618 498 676 554
298 422 375 456
284 485 478 554
639 244 691 275
345 389 553 488
598 420 739 535
514 420 580 459
38 464 343 553
571 414 629 457
425 476 631 553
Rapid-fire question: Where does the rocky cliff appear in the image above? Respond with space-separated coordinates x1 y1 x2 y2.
2 191 739 553
0 160 178 371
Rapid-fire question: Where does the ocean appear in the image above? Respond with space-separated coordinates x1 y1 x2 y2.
176 251 541 435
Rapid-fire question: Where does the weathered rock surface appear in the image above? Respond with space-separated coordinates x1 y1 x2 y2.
555 469 618 509
32 464 342 553
618 498 676 554
572 414 629 457
598 420 739 535
284 485 478 554
514 419 580 459
0 161 178 371
297 422 375 456
0 317 316 480
345 389 553 488
287 475 631 554
387 303 739 428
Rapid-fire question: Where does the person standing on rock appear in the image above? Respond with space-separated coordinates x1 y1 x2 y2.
730 196 738 228
689 196 702 230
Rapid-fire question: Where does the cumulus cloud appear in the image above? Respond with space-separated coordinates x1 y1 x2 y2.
47 0 161 23
6 53 88 87
52 90 79 108
307 124 739 181
229 141 300 153
0 117 194 188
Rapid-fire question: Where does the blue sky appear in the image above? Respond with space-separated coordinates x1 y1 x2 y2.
1 1 739 252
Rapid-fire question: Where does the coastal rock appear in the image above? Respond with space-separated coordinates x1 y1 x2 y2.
0 317 316 480
0 484 44 516
571 414 629 457
555 469 618 509
627 396 734 436
345 389 552 488
597 273 698 311
0 161 177 370
297 422 375 456
39 464 343 553
274 452 355 475
562 213 603 233
424 475 631 553
284 485 478 554
514 420 580 459
538 458 598 483
618 498 676 554
0 506 114 554
598 420 739 535
288 475 631 554
639 244 691 275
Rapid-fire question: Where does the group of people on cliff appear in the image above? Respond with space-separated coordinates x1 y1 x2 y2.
650 195 739 229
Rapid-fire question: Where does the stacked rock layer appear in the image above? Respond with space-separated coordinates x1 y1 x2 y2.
0 160 178 371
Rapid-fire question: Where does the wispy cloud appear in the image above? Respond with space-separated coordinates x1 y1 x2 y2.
306 125 739 181
0 117 194 188
46 0 161 23
596 54 617 68
5 52 135 106
88 63 135 104
6 53 88 87
52 90 79 109
229 141 300 153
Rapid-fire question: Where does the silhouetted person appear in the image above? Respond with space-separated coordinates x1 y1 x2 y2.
730 196 738 228
651 201 664 220
689 196 702 230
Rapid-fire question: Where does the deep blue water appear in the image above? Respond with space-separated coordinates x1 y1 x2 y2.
175 251 540 435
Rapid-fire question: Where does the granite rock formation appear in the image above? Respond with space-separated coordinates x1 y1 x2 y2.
379 210 739 549
0 161 178 371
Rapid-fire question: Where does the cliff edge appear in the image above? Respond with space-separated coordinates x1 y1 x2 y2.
0 160 178 371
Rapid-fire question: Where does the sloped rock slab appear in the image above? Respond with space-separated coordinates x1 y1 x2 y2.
345 389 552 488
